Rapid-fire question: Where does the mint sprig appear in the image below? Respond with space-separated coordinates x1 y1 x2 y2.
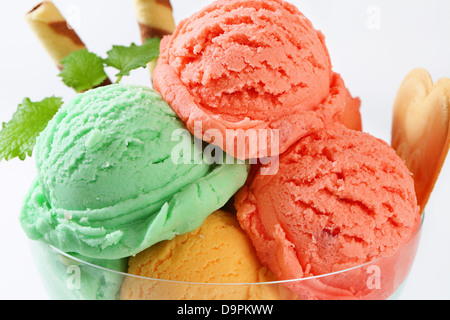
104 38 161 82
59 37 161 90
0 97 63 161
59 49 108 93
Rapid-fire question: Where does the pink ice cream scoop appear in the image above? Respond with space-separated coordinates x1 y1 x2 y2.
236 126 421 299
153 0 361 160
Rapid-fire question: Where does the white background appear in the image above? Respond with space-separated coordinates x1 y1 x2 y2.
0 0 449 300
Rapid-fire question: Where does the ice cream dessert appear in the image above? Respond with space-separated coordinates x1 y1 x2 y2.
236 126 421 299
20 84 249 260
3 0 446 301
121 210 296 300
153 0 361 160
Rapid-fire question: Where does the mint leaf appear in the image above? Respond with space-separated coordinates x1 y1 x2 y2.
104 37 161 80
59 49 108 92
0 97 63 161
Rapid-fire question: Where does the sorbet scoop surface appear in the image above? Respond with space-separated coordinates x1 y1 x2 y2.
20 84 249 260
153 0 361 159
236 126 421 298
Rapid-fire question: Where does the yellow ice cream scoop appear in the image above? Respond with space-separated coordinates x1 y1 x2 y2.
120 210 296 300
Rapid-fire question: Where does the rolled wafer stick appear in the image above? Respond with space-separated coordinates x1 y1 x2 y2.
25 1 111 87
134 0 176 41
133 0 176 76
25 1 85 70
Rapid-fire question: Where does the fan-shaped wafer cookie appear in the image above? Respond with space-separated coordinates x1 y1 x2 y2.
392 68 450 213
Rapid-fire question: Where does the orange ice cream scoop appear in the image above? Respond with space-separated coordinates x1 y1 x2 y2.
236 126 421 299
153 0 361 160
120 210 296 300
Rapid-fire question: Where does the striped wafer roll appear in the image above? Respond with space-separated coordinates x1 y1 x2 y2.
133 0 176 76
25 1 111 87
134 0 176 41
25 1 86 70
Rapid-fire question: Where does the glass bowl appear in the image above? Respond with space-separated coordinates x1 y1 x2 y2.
29 215 424 300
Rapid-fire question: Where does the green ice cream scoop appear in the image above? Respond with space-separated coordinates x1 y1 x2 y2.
20 84 248 259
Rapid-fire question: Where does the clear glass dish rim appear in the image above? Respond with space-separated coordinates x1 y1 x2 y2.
43 213 425 287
